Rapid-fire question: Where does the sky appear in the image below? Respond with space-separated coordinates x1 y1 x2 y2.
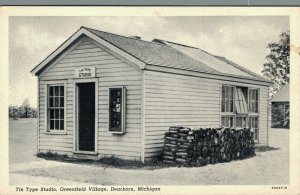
9 16 289 107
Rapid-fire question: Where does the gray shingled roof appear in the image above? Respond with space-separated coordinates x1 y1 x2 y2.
156 40 255 78
271 85 289 102
85 27 220 74
84 27 270 82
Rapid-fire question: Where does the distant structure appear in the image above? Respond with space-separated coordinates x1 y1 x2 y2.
271 85 289 128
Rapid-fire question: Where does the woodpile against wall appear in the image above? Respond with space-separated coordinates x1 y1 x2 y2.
162 126 255 166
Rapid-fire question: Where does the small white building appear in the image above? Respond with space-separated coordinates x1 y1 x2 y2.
271 84 289 128
31 27 272 162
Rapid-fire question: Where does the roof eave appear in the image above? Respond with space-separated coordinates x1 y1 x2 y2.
145 64 273 86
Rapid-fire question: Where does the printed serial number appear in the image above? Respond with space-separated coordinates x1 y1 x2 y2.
271 186 287 190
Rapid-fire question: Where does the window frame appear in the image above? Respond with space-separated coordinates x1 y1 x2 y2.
221 85 235 114
235 115 248 128
108 86 126 134
220 84 260 143
45 81 67 134
249 116 259 142
221 116 235 128
248 88 260 115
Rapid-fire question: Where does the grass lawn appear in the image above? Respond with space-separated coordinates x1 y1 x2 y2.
9 118 38 165
9 119 289 185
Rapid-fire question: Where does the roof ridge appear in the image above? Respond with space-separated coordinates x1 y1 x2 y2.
82 26 171 47
154 38 199 49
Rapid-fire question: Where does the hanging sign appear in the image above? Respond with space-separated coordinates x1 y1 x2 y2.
75 66 96 78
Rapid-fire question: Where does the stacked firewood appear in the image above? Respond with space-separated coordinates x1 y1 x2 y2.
162 126 255 166
162 126 179 164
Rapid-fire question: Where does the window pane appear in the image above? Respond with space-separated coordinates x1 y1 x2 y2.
49 86 54 96
242 117 246 127
55 120 59 130
59 120 64 130
50 120 55 130
221 99 225 112
60 97 64 107
255 101 258 113
230 100 234 112
255 129 258 140
221 117 227 127
58 86 61 96
225 99 229 112
253 90 257 101
225 86 228 99
54 97 59 107
229 117 233 127
230 87 234 99
54 86 59 96
60 86 64 96
59 109 64 119
225 117 229 127
255 90 258 101
50 109 55 119
222 86 225 98
249 117 258 128
55 109 59 119
49 97 54 107
236 117 242 127
222 117 233 127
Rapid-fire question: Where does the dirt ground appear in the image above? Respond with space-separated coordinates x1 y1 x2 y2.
9 119 289 185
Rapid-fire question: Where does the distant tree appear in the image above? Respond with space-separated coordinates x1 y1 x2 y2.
9 105 20 119
262 31 290 98
9 98 38 119
20 98 30 118
29 107 38 118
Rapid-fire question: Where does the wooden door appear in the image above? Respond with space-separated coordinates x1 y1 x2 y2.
77 82 95 151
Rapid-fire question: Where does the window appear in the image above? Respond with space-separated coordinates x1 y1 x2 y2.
220 85 260 142
236 116 247 128
235 87 248 114
222 85 234 113
221 116 234 128
284 104 290 118
249 89 259 113
47 85 65 131
249 117 259 141
108 86 126 134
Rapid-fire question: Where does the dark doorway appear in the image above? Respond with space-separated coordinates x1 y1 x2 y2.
77 82 95 151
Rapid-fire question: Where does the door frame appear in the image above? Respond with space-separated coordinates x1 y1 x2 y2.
73 78 98 154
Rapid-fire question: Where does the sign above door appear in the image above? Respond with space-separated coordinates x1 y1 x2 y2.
75 66 96 78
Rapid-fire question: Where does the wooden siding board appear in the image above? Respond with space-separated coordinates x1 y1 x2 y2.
258 86 269 145
144 70 220 157
38 38 142 159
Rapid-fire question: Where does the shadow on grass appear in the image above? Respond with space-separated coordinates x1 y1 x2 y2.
37 150 257 170
37 151 171 170
255 146 280 152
